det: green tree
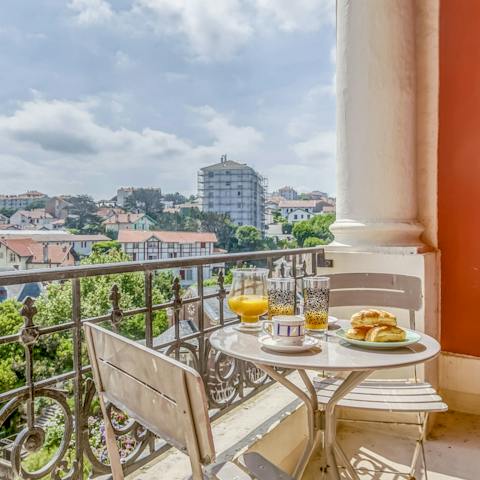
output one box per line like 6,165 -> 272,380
292,221 -> 317,246
163,192 -> 187,205
292,214 -> 335,246
24,198 -> 48,210
91,240 -> 121,254
303,236 -> 326,247
63,195 -> 103,234
234,225 -> 264,251
0,208 -> 15,218
199,212 -> 237,250
124,188 -> 163,216
282,223 -> 293,234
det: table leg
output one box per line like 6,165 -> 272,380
255,364 -> 320,480
323,370 -> 373,480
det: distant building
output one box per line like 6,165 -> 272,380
0,191 -> 47,210
286,208 -> 315,223
96,207 -> 126,220
277,186 -> 298,201
278,200 -> 320,218
0,231 -> 110,257
0,214 -> 9,225
10,209 -> 56,230
102,213 -> 156,234
303,190 -> 329,201
118,230 -> 221,285
198,156 -> 266,231
0,238 -> 74,270
45,197 -> 71,219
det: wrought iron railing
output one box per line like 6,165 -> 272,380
0,247 -> 331,479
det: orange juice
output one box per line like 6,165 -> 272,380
228,294 -> 268,323
304,311 -> 328,330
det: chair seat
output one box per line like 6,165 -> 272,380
313,377 -> 448,413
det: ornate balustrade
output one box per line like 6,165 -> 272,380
0,247 -> 331,479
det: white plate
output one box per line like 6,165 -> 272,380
328,316 -> 338,325
335,328 -> 422,349
234,323 -> 262,333
258,335 -> 320,353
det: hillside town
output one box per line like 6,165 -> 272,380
0,157 -> 335,300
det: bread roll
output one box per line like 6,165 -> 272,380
345,326 -> 372,340
365,325 -> 406,342
351,309 -> 397,327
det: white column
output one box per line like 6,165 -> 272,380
330,0 -> 424,249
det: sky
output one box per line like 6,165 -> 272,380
0,0 -> 336,200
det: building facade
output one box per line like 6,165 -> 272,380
103,213 -> 156,234
277,186 -> 298,200
198,157 -> 266,231
10,209 -> 55,230
0,191 -> 47,210
118,230 -> 221,285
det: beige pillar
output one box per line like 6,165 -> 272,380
330,0 -> 424,249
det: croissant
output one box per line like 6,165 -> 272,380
351,309 -> 397,327
365,325 -> 406,342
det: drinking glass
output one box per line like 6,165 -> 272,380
267,277 -> 296,318
227,268 -> 269,328
303,277 -> 330,335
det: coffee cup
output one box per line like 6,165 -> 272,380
261,315 -> 305,346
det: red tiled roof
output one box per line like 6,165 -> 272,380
103,213 -> 147,225
0,238 -> 74,265
118,230 -> 217,244
278,200 -> 318,208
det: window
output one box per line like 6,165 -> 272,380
148,255 -> 156,260
0,252 -> 3,258
168,243 -> 175,248
208,172 -> 214,177
185,269 -> 193,281
294,214 -> 298,220
179,269 -> 185,280
132,253 -> 137,261
208,202 -> 214,208
200,242 -> 206,248
9,253 -> 15,262
237,191 -> 241,196
226,181 -> 231,186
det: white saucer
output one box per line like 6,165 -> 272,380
234,323 -> 262,333
258,335 -> 320,353
328,316 -> 338,324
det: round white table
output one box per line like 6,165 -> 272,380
209,320 -> 441,480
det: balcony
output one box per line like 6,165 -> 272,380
0,246 -> 332,480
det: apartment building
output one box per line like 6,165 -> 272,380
9,209 -> 56,230
118,230 -> 221,285
198,157 -> 266,231
0,191 -> 47,210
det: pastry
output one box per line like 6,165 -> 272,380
365,325 -> 406,342
351,309 -> 397,327
345,326 -> 372,340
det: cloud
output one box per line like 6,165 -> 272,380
68,0 -> 335,61
0,97 -> 264,197
114,50 -> 134,68
68,0 -> 113,25
254,0 -> 335,32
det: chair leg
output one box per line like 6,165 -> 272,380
408,413 -> 429,480
98,394 -> 125,480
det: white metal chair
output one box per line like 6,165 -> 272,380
314,273 -> 447,479
84,322 -> 294,480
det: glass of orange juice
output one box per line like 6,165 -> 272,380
303,276 -> 330,335
228,268 -> 268,328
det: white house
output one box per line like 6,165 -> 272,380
118,230 -> 221,285
102,213 -> 156,234
278,200 -> 319,218
9,209 -> 56,229
286,208 -> 315,223
0,214 -> 9,225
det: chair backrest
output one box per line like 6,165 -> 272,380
326,273 -> 422,329
84,322 -> 215,467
